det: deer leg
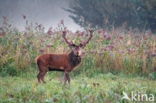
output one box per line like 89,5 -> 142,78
66,73 -> 70,84
64,72 -> 70,85
37,72 -> 41,83
64,72 -> 68,85
41,71 -> 47,83
37,71 -> 46,83
37,65 -> 47,83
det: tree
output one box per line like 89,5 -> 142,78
143,0 -> 156,32
66,0 -> 156,31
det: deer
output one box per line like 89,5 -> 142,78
36,30 -> 93,84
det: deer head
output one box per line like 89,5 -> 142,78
62,30 -> 93,56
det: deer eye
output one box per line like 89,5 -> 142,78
70,44 -> 79,48
71,44 -> 76,47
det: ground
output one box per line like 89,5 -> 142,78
0,73 -> 156,103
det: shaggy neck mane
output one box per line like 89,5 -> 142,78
68,51 -> 81,67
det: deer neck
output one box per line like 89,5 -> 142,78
68,51 -> 81,67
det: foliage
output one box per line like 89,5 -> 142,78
67,0 -> 156,32
0,17 -> 156,78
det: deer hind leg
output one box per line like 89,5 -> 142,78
64,72 -> 70,85
40,71 -> 47,83
37,65 -> 47,83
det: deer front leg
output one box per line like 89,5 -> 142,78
64,71 -> 70,85
66,73 -> 70,84
40,71 -> 47,83
37,72 -> 41,83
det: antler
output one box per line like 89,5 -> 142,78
62,31 -> 74,46
79,29 -> 93,47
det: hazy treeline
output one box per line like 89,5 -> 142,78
67,0 -> 156,32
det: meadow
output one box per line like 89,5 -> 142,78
0,18 -> 156,103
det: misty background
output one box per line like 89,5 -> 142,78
0,0 -> 156,32
0,0 -> 81,31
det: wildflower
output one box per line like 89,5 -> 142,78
46,44 -> 53,48
151,53 -> 156,57
39,49 -> 45,54
103,31 -> 111,40
127,48 -> 135,54
47,27 -> 53,35
107,45 -> 114,50
119,36 -> 123,40
0,32 -> 5,37
40,39 -> 45,43
119,50 -> 125,54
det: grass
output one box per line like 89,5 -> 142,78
0,73 -> 156,103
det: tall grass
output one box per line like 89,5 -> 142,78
0,17 -> 156,79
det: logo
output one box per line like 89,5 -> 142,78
121,91 -> 155,102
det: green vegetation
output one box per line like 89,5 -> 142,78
0,74 -> 156,103
0,18 -> 156,102
0,27 -> 156,77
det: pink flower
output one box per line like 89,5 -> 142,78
46,44 -> 53,48
39,49 -> 45,53
119,36 -> 123,40
107,45 -> 114,50
47,27 -> 53,35
103,32 -> 111,40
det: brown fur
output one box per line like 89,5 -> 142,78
36,51 -> 81,84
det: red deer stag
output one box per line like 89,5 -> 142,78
36,30 -> 93,84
